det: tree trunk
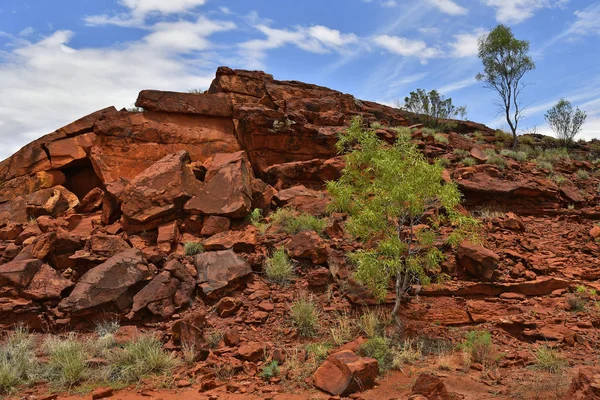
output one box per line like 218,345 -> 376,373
392,273 -> 403,328
511,131 -> 519,150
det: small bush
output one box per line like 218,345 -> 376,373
494,130 -> 513,145
438,157 -> 451,167
576,169 -> 590,180
549,174 -> 567,185
95,318 -> 120,339
181,343 -> 196,365
566,294 -> 586,312
533,345 -> 567,373
473,131 -> 485,143
248,208 -> 262,225
421,127 -> 437,137
44,335 -> 89,387
358,309 -> 390,338
205,331 -> 223,349
536,160 -> 553,171
487,154 -> 506,169
461,331 -> 495,367
184,242 -> 204,256
500,149 -> 527,162
370,121 -> 383,130
461,157 -> 477,166
264,248 -> 294,285
519,135 -> 535,146
330,314 -> 354,346
106,335 -> 177,383
392,126 -> 412,141
271,208 -> 326,235
0,327 -> 38,394
290,296 -> 319,337
391,339 -> 423,369
359,337 -> 393,372
260,360 -> 279,380
433,133 -> 448,144
305,342 -> 331,363
453,148 -> 469,157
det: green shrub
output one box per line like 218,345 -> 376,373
359,337 -> 394,372
500,149 -> 527,162
44,335 -> 89,387
401,89 -> 467,129
576,169 -> 590,180
461,331 -> 495,367
0,327 -> 38,394
264,248 -> 294,285
370,121 -> 383,130
519,135 -> 535,146
106,335 -> 177,383
433,133 -> 449,144
184,242 -> 204,256
453,148 -> 469,157
461,157 -> 477,166
358,309 -> 390,338
494,130 -> 513,145
392,126 -> 412,141
260,360 -> 279,379
487,154 -> 506,169
549,174 -> 567,185
421,127 -> 436,137
290,296 -> 319,337
473,131 -> 485,143
538,148 -> 570,163
533,346 -> 567,373
305,342 -> 331,363
536,161 -> 553,171
438,157 -> 451,167
271,208 -> 326,235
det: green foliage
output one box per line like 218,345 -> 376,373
453,148 -> 469,157
473,131 -> 485,143
536,161 -> 553,171
500,149 -> 527,162
264,248 -> 294,285
184,242 -> 204,256
305,342 -> 332,363
327,118 -> 477,313
0,327 -> 38,394
461,157 -> 477,166
519,135 -> 535,146
487,153 -> 506,169
358,309 -> 390,338
421,127 -> 436,137
494,130 -> 513,146
548,174 -> 567,185
370,121 -> 383,129
248,208 -> 262,225
402,89 -> 467,129
260,360 -> 279,379
44,335 -> 89,387
290,296 -> 319,337
359,337 -> 394,373
270,208 -> 326,235
533,346 -> 567,373
392,126 -> 412,141
461,331 -> 495,367
576,169 -> 590,180
545,99 -> 587,146
477,25 -> 535,147
391,339 -> 423,369
106,335 -> 177,383
433,133 -> 449,144
541,136 -> 560,149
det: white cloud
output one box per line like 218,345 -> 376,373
18,27 -> 35,37
239,24 -> 358,68
419,27 -> 441,35
381,1 -> 397,8
567,3 -> 600,36
482,0 -> 569,24
85,0 -> 208,27
425,0 -> 468,15
450,28 -> 487,57
0,17 -> 233,160
373,35 -> 442,62
438,77 -> 477,94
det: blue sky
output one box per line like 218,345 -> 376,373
1,0 -> 599,160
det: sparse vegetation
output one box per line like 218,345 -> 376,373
533,345 -> 567,373
0,327 -> 38,394
433,133 -> 448,144
548,173 -> 567,185
264,248 -> 294,285
545,98 -> 587,146
500,149 -> 527,162
330,313 -> 354,346
536,160 -> 553,171
105,335 -> 177,384
290,296 -> 319,337
391,339 -> 423,369
461,331 -> 496,368
359,337 -> 394,373
399,89 -> 467,130
270,208 -> 326,235
576,169 -> 590,180
358,308 -> 390,339
487,153 -> 506,169
328,118 -> 478,321
205,331 -> 223,349
461,157 -> 477,166
305,342 -> 331,363
260,360 -> 280,380
453,148 -> 469,157
183,242 -> 204,256
44,335 -> 89,388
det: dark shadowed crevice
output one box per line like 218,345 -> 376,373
60,158 -> 104,200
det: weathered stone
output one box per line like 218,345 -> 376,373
457,241 -> 499,281
184,151 -> 252,218
194,250 -> 252,299
215,297 -> 242,317
238,342 -> 264,362
313,350 -> 378,396
136,90 -> 233,117
120,151 -> 201,233
200,216 -> 230,236
58,249 -> 150,315
23,263 -> 73,300
285,231 -> 328,264
203,228 -> 257,253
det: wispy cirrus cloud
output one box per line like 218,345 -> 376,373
481,0 -> 569,24
373,35 -> 442,63
425,0 -> 468,15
